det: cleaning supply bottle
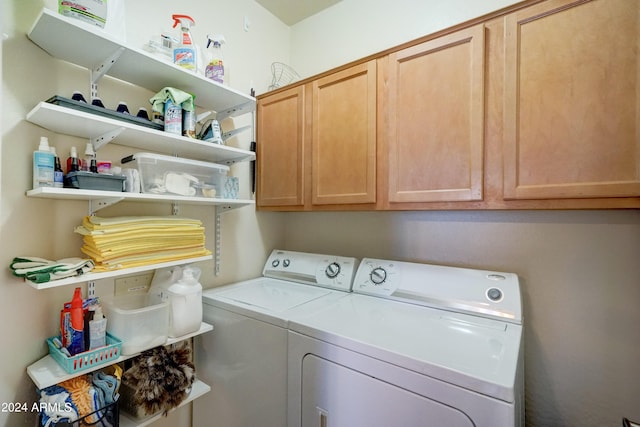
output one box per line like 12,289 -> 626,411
204,35 -> 226,84
167,266 -> 203,337
66,146 -> 80,174
89,305 -> 107,349
33,136 -> 55,189
172,14 -> 196,71
51,147 -> 64,188
68,287 -> 85,355
82,142 -> 96,172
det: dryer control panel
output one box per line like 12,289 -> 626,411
353,258 -> 522,324
263,250 -> 358,292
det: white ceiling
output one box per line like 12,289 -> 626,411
255,0 -> 342,25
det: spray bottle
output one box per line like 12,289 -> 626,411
68,287 -> 85,355
204,35 -> 226,84
172,14 -> 197,71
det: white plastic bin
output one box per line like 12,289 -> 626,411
102,294 -> 169,355
121,152 -> 229,198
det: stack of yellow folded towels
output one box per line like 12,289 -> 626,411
74,216 -> 211,271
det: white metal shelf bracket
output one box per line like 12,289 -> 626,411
92,127 -> 125,151
217,100 -> 255,121
90,47 -> 125,99
89,197 -> 124,213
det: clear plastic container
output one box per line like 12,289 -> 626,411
121,152 -> 229,197
102,294 -> 169,355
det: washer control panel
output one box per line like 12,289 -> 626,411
263,250 -> 358,291
353,258 -> 522,324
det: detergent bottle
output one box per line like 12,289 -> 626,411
204,35 -> 226,84
172,14 -> 197,71
167,266 -> 203,337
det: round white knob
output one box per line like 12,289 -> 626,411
370,267 -> 387,285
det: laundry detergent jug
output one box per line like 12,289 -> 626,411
166,266 -> 203,337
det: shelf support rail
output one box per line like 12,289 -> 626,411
89,47 -> 125,99
214,206 -> 222,276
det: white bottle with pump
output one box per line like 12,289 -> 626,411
33,136 -> 55,189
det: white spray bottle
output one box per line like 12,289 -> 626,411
172,14 -> 197,71
204,34 -> 226,84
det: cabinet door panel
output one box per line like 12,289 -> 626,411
504,0 -> 640,199
312,61 -> 377,205
388,25 -> 485,203
257,86 -> 306,207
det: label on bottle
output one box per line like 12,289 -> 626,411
59,0 -> 107,28
174,48 -> 196,71
34,151 -> 55,188
54,170 -> 64,188
183,109 -> 196,138
164,99 -> 182,135
205,59 -> 224,84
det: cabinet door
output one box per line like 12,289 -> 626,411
387,25 -> 485,203
503,0 -> 640,199
312,61 -> 377,205
257,85 -> 306,207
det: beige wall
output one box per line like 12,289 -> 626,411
289,0 -> 522,78
0,1 -> 287,426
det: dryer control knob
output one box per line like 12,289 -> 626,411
271,259 -> 280,267
325,262 -> 341,278
487,287 -> 503,302
283,259 -> 290,267
370,267 -> 387,285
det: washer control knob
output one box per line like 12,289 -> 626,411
325,262 -> 341,278
487,287 -> 503,302
283,259 -> 290,268
271,259 -> 280,268
370,267 -> 387,285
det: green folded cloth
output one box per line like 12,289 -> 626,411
10,256 -> 94,283
149,87 -> 194,115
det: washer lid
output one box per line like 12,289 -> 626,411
205,277 -> 332,313
289,293 -> 523,403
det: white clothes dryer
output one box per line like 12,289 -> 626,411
287,258 -> 524,427
193,249 -> 358,427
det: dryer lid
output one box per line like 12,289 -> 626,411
289,293 -> 523,403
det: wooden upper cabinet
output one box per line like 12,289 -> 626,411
256,85 -> 306,207
503,0 -> 640,200
312,61 -> 377,205
386,24 -> 485,203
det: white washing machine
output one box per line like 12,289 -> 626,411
193,249 -> 358,427
287,258 -> 524,427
